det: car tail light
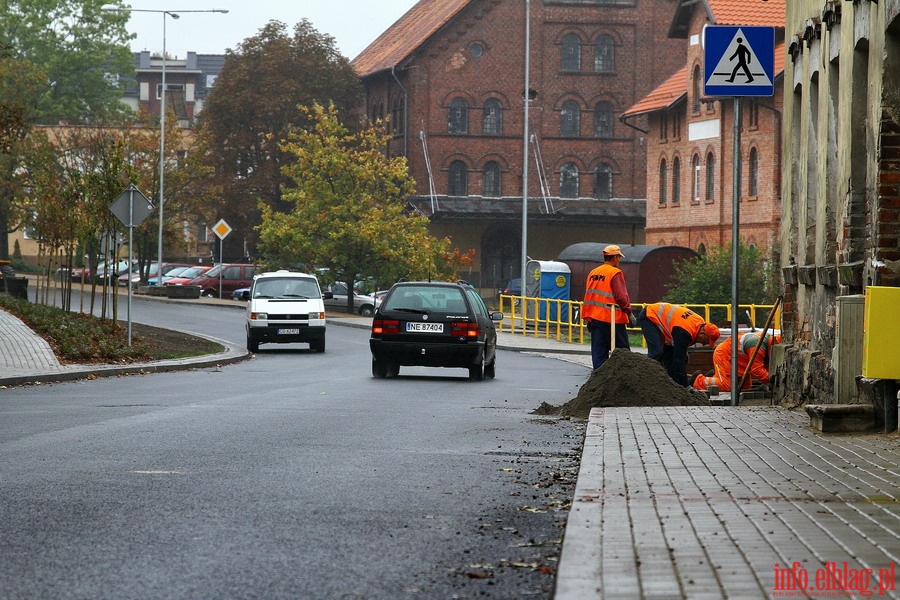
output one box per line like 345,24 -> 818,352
451,321 -> 479,337
372,319 -> 400,334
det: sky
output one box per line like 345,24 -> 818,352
115,0 -> 420,61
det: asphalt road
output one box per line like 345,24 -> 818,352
0,297 -> 590,599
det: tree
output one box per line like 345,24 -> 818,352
1,0 -> 135,259
193,20 -> 363,261
256,104 -> 471,311
0,0 -> 135,125
663,241 -> 777,325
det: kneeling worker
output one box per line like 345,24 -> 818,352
637,302 -> 720,386
581,244 -> 635,370
692,332 -> 780,392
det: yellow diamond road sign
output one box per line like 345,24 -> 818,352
212,219 -> 232,240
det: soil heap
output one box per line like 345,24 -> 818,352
535,349 -> 708,419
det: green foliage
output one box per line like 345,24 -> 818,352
194,20 -> 363,259
0,293 -> 147,362
0,0 -> 135,125
257,104 -> 463,294
664,242 -> 776,324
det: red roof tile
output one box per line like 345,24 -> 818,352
708,0 -> 785,26
620,65 -> 688,118
352,0 -> 472,77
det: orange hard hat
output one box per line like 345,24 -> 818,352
603,244 -> 624,258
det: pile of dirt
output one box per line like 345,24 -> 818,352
534,349 -> 708,419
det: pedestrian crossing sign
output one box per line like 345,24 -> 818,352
704,26 -> 775,97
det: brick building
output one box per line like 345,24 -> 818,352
775,0 -> 900,407
621,0 -> 785,259
122,51 -> 225,126
352,0 -> 684,291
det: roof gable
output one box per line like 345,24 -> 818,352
352,0 -> 472,77
669,0 -> 785,37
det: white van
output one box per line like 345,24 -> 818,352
244,271 -> 332,353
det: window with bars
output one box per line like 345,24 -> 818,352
560,163 -> 579,198
560,100 -> 580,136
482,99 -> 502,135
448,160 -> 468,196
448,97 -> 468,134
594,35 -> 615,72
562,34 -> 581,70
659,159 -> 667,205
672,156 -> 681,204
594,164 -> 613,199
706,153 -> 715,202
594,101 -> 613,138
749,147 -> 759,196
482,161 -> 501,197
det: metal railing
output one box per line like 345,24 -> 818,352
498,295 -> 781,345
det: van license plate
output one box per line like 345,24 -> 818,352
278,328 -> 300,335
406,322 -> 443,333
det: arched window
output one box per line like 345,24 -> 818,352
692,66 -> 702,114
482,161 -> 501,197
560,163 -> 579,198
594,35 -> 615,72
692,154 -> 701,202
749,147 -> 759,196
594,101 -> 613,138
706,152 -> 715,202
560,100 -> 580,137
698,243 -> 707,256
672,156 -> 681,204
561,33 -> 581,70
482,99 -> 502,135
594,164 -> 613,199
448,160 -> 468,196
448,97 -> 468,134
659,159 -> 668,205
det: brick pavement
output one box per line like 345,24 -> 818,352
556,406 -> 900,599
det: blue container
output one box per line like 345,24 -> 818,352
525,260 -> 571,320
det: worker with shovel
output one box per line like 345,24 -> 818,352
692,331 -> 780,392
638,302 -> 720,386
581,244 -> 635,370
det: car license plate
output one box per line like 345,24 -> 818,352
278,328 -> 300,335
406,322 -> 444,333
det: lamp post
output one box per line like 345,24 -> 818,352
521,0 -> 531,307
102,6 -> 227,287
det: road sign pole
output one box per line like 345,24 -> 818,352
128,187 -> 134,346
731,97 -> 741,407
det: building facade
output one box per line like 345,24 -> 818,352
622,0 -> 785,258
352,0 -> 684,291
777,0 -> 900,404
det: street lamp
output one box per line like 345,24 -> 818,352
102,6 -> 228,287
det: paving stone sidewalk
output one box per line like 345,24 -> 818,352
556,406 -> 900,599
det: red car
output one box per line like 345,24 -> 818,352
162,265 -> 212,286
186,263 -> 255,297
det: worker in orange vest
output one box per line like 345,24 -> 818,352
581,244 -> 634,370
692,332 -> 781,392
637,302 -> 720,386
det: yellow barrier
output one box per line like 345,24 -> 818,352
497,295 -> 781,345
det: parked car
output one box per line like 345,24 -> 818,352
117,262 -> 192,287
369,280 -> 503,380
324,282 -> 379,316
72,259 -> 134,284
162,265 -> 212,286
232,287 -> 250,301
186,263 -> 255,297
245,270 -> 332,352
499,277 -> 522,297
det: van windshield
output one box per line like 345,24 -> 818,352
253,277 -> 319,299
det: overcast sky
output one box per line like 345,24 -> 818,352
116,0 -> 419,61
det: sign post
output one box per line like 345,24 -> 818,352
212,219 -> 232,299
704,25 -> 774,406
110,184 -> 154,345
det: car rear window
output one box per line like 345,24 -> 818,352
383,286 -> 468,313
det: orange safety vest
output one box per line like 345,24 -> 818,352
644,302 -> 705,344
582,263 -> 628,324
